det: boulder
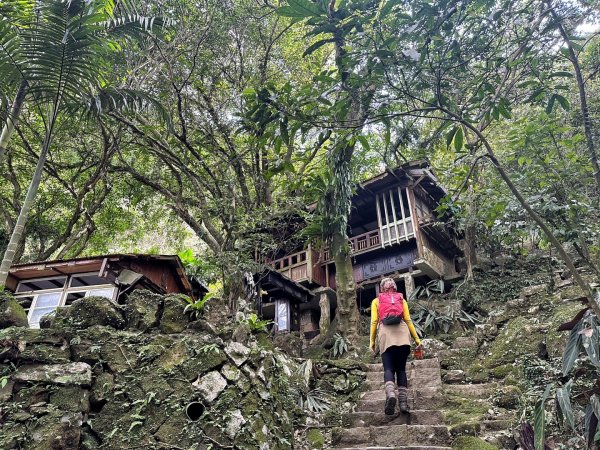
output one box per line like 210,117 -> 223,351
48,296 -> 125,330
124,290 -> 163,331
192,370 -> 227,402
0,294 -> 28,328
225,410 -> 246,438
443,369 -> 466,384
454,336 -> 479,350
159,295 -> 190,334
13,362 -> 92,386
520,284 -> 547,298
421,338 -> 448,353
494,385 -> 521,409
225,341 -> 251,367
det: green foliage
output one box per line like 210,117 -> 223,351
298,387 -> 331,413
534,384 -> 552,450
297,358 -> 313,387
410,280 -> 482,334
183,292 -> 213,320
330,333 -> 349,357
243,313 -> 272,333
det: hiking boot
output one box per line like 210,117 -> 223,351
384,381 -> 396,416
398,386 -> 409,414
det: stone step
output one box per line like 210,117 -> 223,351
347,410 -> 444,427
361,386 -> 442,402
366,358 -> 440,372
365,377 -> 442,391
332,424 -> 451,448
336,447 -> 452,450
366,368 -> 442,384
444,383 -> 498,398
480,419 -> 514,432
358,395 -> 446,412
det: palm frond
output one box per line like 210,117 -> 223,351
81,87 -> 172,129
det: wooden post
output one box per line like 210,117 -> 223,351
319,292 -> 330,336
407,186 -> 424,256
403,273 -> 415,300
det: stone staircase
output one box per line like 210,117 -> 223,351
332,358 -> 452,450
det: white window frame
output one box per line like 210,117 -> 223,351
375,187 -> 415,247
14,273 -> 117,328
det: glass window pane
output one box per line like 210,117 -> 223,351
15,295 -> 34,309
16,277 -> 66,292
29,307 -> 57,328
85,288 -> 114,299
35,293 -> 61,308
276,300 -> 289,332
70,274 -> 110,288
65,292 -> 86,305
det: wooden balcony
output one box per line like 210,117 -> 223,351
269,247 -> 326,286
321,230 -> 382,262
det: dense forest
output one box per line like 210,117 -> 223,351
1,0 -> 600,448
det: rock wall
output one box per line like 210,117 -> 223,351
0,290 -> 302,449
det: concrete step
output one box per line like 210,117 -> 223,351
347,410 -> 444,427
444,383 -> 498,398
366,358 -> 440,372
332,424 -> 451,447
358,395 -> 446,412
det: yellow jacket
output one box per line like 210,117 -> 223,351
369,298 -> 421,349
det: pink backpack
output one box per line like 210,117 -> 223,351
379,292 -> 404,325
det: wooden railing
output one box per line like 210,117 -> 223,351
321,229 -> 381,262
268,247 -> 326,286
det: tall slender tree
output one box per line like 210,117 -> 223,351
0,0 -> 163,286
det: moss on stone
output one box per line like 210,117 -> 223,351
452,436 -> 499,450
489,363 -> 516,379
306,428 -> 325,448
443,392 -> 490,428
0,293 -> 28,328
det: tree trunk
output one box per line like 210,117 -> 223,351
463,123 -> 600,318
331,231 -> 360,344
0,80 -> 28,167
551,7 -> 600,197
0,133 -> 51,286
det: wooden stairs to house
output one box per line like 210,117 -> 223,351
332,358 -> 452,450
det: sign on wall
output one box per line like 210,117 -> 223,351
353,245 -> 417,282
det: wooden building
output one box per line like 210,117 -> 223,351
6,254 -> 200,328
259,161 -> 463,336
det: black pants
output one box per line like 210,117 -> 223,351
381,345 -> 410,387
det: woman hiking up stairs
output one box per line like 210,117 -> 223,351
331,357 -> 452,449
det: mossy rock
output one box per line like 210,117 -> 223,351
123,290 -> 163,331
465,363 -> 490,383
49,386 -> 90,413
19,343 -> 71,364
480,316 -> 540,369
443,392 -> 489,428
306,428 -> 325,448
452,436 -> 499,450
0,293 -> 28,328
494,385 -> 521,409
48,296 -> 125,330
159,295 -> 191,334
489,363 -> 516,379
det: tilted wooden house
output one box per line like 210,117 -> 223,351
256,161 -> 463,336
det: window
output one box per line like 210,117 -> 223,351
375,187 -> 415,246
14,273 -> 116,328
275,299 -> 290,332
